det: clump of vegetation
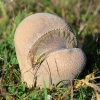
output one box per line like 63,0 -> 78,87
0,0 -> 100,99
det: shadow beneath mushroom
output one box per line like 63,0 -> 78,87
78,32 -> 100,80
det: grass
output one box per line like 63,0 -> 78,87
0,0 -> 100,100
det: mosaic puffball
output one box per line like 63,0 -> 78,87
14,13 -> 86,87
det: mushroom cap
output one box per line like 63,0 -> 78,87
14,13 -> 86,87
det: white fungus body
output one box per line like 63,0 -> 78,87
14,13 -> 86,87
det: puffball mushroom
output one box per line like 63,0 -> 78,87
14,13 -> 86,88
